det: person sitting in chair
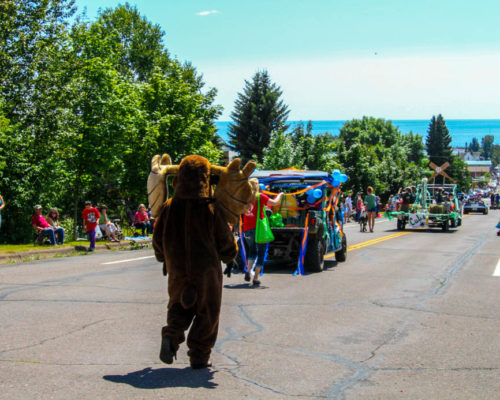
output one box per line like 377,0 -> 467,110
134,204 -> 153,236
32,205 -> 62,245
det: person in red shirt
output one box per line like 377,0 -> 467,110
82,201 -> 100,251
32,205 -> 60,245
133,204 -> 152,236
242,179 -> 283,286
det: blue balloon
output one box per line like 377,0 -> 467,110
332,179 -> 341,187
307,194 -> 316,204
332,169 -> 341,176
340,174 -> 348,183
313,188 -> 322,198
259,183 -> 266,191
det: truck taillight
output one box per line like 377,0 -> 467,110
310,217 -> 316,226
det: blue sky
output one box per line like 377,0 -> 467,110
73,0 -> 500,121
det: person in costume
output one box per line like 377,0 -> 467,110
242,179 -> 283,286
152,155 -> 254,369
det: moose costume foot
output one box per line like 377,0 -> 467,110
159,335 -> 176,364
191,361 -> 212,369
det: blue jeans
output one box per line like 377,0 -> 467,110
88,229 -> 96,250
243,229 -> 267,267
41,228 -> 64,245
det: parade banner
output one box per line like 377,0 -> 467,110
408,213 -> 427,228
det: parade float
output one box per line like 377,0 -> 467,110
239,168 -> 349,274
387,164 -> 462,232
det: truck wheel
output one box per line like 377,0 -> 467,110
305,237 -> 324,272
484,209 -> 488,215
397,219 -> 402,230
335,235 -> 347,262
442,219 -> 449,232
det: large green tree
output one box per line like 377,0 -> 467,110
0,2 -> 223,243
228,70 -> 290,163
425,114 -> 452,166
337,117 -> 428,199
481,135 -> 494,159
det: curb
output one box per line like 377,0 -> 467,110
0,238 -> 152,265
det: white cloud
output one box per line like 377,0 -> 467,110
196,10 -> 220,16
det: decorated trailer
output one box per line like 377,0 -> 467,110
387,180 -> 462,231
238,168 -> 348,274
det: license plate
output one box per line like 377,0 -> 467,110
472,208 -> 478,211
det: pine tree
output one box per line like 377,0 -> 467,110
425,114 -> 452,166
228,71 -> 289,162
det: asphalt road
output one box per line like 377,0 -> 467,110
0,212 -> 499,399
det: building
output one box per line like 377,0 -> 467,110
465,160 -> 491,179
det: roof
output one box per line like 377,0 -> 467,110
465,160 -> 491,166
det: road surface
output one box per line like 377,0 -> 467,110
0,212 -> 499,399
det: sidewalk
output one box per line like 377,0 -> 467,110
0,237 -> 152,265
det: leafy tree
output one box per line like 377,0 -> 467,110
481,135 -> 494,159
337,117 -> 428,200
469,137 -> 480,152
425,114 -> 452,166
228,70 -> 290,163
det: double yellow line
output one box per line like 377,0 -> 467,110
325,231 -> 411,259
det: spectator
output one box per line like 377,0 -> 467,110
32,205 -> 58,245
345,194 -> 352,223
98,205 -> 120,242
364,186 -> 377,233
46,208 -> 65,245
0,194 -> 4,228
82,201 -> 100,252
355,193 -> 363,222
134,204 -> 153,236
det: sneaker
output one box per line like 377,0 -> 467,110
88,248 -> 95,252
244,272 -> 251,282
252,279 -> 261,286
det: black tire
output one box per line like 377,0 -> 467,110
484,209 -> 488,215
397,219 -> 402,230
457,218 -> 462,226
450,219 -> 455,228
305,237 -> 324,272
464,210 -> 469,214
442,219 -> 449,232
335,235 -> 347,262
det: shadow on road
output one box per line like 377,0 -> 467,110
103,366 -> 217,389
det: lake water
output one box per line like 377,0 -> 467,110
215,119 -> 500,147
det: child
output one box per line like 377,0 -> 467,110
82,201 -> 100,251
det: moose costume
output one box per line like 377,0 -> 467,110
149,154 -> 255,368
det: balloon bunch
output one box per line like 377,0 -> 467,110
331,169 -> 348,188
306,188 -> 323,204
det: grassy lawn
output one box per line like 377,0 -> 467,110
0,241 -> 88,253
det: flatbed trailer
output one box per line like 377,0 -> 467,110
387,181 -> 462,231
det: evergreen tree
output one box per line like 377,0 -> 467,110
481,135 -> 494,159
228,70 -> 289,163
425,114 -> 452,165
470,137 -> 480,152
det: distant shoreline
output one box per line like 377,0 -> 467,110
215,119 -> 500,147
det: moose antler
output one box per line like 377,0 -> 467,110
147,154 -> 256,224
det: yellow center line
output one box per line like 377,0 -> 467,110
325,231 -> 411,259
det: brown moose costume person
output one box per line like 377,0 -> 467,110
150,154 -> 255,369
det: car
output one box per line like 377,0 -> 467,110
463,199 -> 489,214
239,169 -> 348,273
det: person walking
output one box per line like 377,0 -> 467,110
82,201 -> 100,251
345,194 -> 352,222
242,179 -> 283,286
364,186 -> 377,233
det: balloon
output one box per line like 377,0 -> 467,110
307,194 -> 316,204
313,188 -> 322,198
332,179 -> 341,187
259,183 -> 266,191
340,174 -> 348,183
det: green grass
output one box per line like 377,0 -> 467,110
0,241 -> 87,253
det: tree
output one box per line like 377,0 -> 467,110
470,137 -> 480,152
228,70 -> 289,163
337,117 -> 428,199
425,114 -> 452,166
481,135 -> 494,159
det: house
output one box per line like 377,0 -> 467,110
465,160 -> 491,179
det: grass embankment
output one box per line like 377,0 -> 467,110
0,241 -> 86,253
